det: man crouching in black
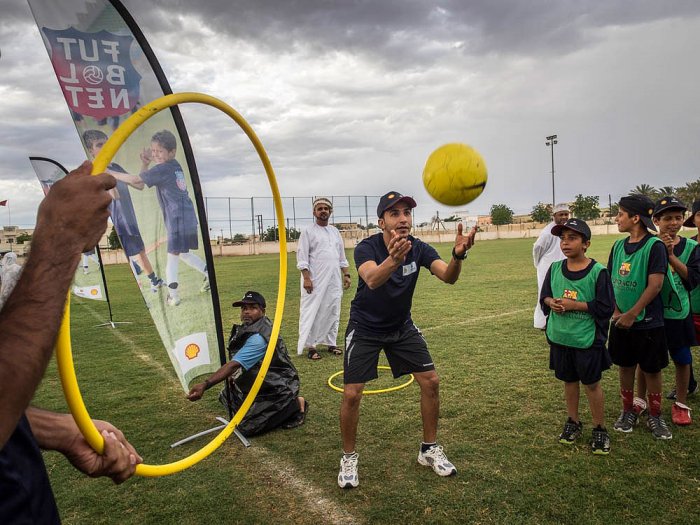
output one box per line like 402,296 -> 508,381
187,291 -> 307,436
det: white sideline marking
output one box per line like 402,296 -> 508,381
249,447 -> 364,525
82,304 -> 363,525
421,307 -> 531,333
84,306 -> 180,387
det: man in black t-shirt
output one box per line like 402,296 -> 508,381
337,191 -> 476,489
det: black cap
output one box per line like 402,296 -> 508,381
376,191 -> 417,217
683,199 -> 700,227
551,218 -> 592,241
653,196 -> 687,218
232,290 -> 266,308
619,195 -> 657,232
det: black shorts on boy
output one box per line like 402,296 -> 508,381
550,343 -> 612,385
608,325 -> 668,373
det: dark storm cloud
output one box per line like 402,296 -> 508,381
125,0 -> 700,63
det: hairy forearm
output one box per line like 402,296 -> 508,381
0,237 -> 79,447
440,258 -> 462,284
25,407 -> 77,452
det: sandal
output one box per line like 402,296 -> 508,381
327,346 -> 343,356
307,348 -> 321,360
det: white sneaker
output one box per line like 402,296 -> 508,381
418,445 -> 457,477
166,292 -> 181,306
338,452 -> 359,489
200,275 -> 210,292
150,277 -> 164,293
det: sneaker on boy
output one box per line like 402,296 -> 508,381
632,396 -> 647,416
671,401 -> 692,426
647,414 -> 673,440
590,427 -> 611,455
338,452 -> 359,489
417,444 -> 457,476
613,410 -> 638,433
558,418 -> 583,445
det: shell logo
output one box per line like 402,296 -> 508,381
185,343 -> 201,360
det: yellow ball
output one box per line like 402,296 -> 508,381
422,143 -> 487,206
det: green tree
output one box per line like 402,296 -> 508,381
107,226 -> 121,250
657,186 -> 676,197
630,184 -> 656,197
675,179 -> 700,207
608,203 -> 619,217
262,226 -> 301,242
530,202 -> 552,223
15,233 -> 32,244
233,233 -> 249,243
490,204 -> 514,225
570,194 -> 601,220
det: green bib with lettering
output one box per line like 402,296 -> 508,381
663,238 -> 697,319
611,236 -> 672,322
546,260 -> 604,349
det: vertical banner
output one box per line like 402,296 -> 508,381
28,0 -> 226,391
29,157 -> 109,303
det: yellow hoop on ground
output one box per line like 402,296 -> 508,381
327,366 -> 414,394
56,92 -> 287,477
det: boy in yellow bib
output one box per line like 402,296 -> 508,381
541,219 -> 614,454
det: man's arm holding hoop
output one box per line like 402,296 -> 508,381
0,162 -> 115,448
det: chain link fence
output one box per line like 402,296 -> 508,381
204,195 -> 385,242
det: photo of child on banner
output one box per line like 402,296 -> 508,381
30,0 -> 225,392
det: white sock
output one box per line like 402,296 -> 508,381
166,253 -> 179,286
179,252 -> 207,275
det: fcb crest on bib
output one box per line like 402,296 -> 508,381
619,262 -> 631,276
563,289 -> 578,300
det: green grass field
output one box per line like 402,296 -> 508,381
34,234 -> 700,524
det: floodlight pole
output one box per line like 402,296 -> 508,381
545,134 -> 558,206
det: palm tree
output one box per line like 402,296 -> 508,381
657,186 -> 676,197
630,184 -> 656,197
676,179 -> 700,206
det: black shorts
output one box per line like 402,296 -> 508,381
609,325 -> 668,374
344,321 -> 435,384
549,344 -> 611,385
120,234 -> 145,257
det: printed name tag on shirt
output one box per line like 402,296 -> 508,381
402,262 -> 417,276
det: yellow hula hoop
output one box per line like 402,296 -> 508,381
56,92 -> 287,477
327,366 -> 414,394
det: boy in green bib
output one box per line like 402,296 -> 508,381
671,199 -> 700,401
634,197 -> 700,426
541,218 -> 615,454
608,195 -> 672,440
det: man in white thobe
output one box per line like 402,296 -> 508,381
533,203 -> 570,329
0,252 -> 22,311
296,197 -> 351,360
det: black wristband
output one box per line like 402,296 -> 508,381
204,379 -> 212,391
452,247 -> 468,260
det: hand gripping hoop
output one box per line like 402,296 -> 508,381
55,92 -> 287,477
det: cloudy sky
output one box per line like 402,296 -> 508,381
2,0 -> 700,228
